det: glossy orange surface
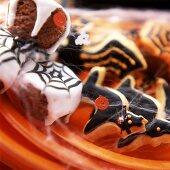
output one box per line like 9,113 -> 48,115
1,94 -> 170,170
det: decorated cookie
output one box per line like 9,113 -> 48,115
117,76 -> 164,122
116,76 -> 170,151
118,118 -> 170,151
137,21 -> 170,81
138,21 -> 170,58
12,59 -> 82,125
6,0 -> 70,54
132,71 -> 157,97
82,67 -> 147,140
58,31 -> 147,77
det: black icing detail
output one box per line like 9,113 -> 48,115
147,26 -> 170,55
145,119 -> 170,137
0,57 -> 16,65
118,119 -> 170,147
28,61 -> 81,92
58,35 -> 144,77
118,118 -> 170,147
0,27 -> 50,66
0,44 -> 18,66
118,79 -> 158,121
119,79 -> 132,88
127,113 -> 143,128
83,71 -> 123,133
83,70 -> 145,135
84,109 -> 119,134
86,71 -> 99,85
118,133 -> 139,148
81,40 -> 143,77
163,84 -> 170,119
67,80 -> 82,91
57,29 -> 84,73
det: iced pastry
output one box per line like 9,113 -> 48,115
0,27 -> 49,94
6,0 -> 70,54
12,59 -> 82,125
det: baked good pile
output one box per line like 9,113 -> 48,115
0,0 -> 170,169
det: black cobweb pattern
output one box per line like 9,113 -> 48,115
30,61 -> 81,92
0,27 -> 49,66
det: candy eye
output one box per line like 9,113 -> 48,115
156,127 -> 161,132
128,120 -> 132,125
53,10 -> 67,28
95,95 -> 109,110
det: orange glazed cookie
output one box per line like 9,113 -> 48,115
137,21 -> 170,81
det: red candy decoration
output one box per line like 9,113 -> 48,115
53,10 -> 67,28
95,95 -> 109,110
117,117 -> 124,125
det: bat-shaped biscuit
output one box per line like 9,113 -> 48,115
117,76 -> 170,152
82,67 -> 147,140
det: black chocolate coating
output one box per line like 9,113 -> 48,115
163,83 -> 170,120
118,78 -> 158,121
83,70 -> 144,135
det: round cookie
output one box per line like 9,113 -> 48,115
6,0 -> 70,54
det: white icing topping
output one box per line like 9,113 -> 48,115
6,0 -> 19,27
0,45 -> 20,94
31,0 -> 63,37
13,59 -> 82,125
7,0 -> 71,54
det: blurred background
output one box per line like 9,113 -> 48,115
60,0 -> 170,9
1,0 -> 169,10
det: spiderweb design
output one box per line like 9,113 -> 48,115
0,27 -> 14,48
0,27 -> 50,65
148,27 -> 170,54
0,32 -> 20,93
0,28 -> 17,64
140,22 -> 170,56
30,61 -> 82,93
